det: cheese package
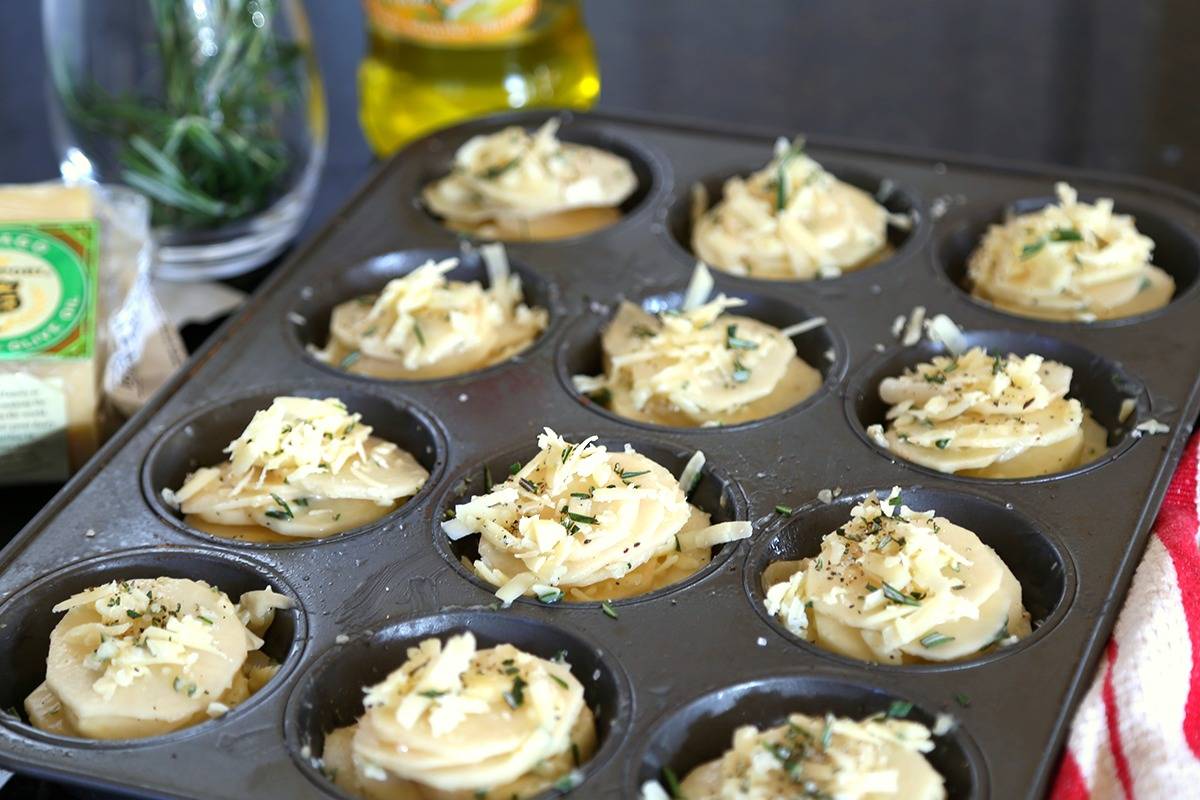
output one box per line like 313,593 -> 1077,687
0,183 -> 182,485
0,186 -> 100,481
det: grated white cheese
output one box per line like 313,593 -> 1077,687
924,313 -> 967,356
1118,398 -> 1136,423
692,138 -> 895,281
866,424 -> 890,449
445,430 -> 725,603
348,632 -> 591,789
1133,418 -> 1170,437
778,316 -> 828,338
682,261 -> 715,310
675,712 -> 943,798
678,450 -> 706,495
901,306 -> 926,346
640,780 -> 672,800
967,182 -> 1172,323
762,489 -> 1031,666
225,397 -> 371,482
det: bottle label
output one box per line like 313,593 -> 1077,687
0,222 -> 98,359
363,0 -> 540,44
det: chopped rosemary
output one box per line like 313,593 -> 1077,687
662,766 -> 683,797
882,582 -> 921,606
566,512 -> 598,525
774,504 -> 792,515
887,699 -> 913,719
339,350 -> 361,369
600,600 -> 618,619
725,324 -> 759,350
954,692 -> 971,708
935,438 -> 951,449
479,156 -> 521,179
269,493 -> 294,520
412,321 -> 426,346
483,465 -> 493,491
731,359 -> 751,383
55,0 -> 306,229
587,387 -> 613,406
552,773 -> 579,792
502,676 -> 527,708
419,689 -> 447,698
1050,227 -> 1083,242
774,140 -> 804,211
920,631 -> 954,648
518,477 -> 539,494
549,674 -> 569,690
509,461 -> 522,475
537,588 -> 564,604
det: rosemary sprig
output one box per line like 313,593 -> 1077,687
52,0 -> 305,229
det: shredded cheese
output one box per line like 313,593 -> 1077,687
675,711 -> 946,799
422,118 -> 637,241
27,577 -> 287,739
573,264 -> 822,427
876,347 -> 1107,478
691,137 -> 896,280
167,396 -> 429,540
967,182 -> 1174,322
443,430 -> 749,602
762,490 -> 1030,665
337,633 -> 596,794
312,254 -> 548,380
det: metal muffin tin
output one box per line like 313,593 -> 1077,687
0,109 -> 1198,799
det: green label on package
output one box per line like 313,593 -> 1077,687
0,222 -> 98,359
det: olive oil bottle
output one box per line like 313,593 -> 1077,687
359,0 -> 600,156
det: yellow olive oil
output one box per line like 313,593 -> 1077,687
359,0 -> 600,156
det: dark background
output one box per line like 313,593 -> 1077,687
1,0 -> 1198,795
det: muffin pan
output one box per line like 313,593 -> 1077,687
0,109 -> 1198,799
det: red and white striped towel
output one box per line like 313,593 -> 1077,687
1051,433 -> 1200,799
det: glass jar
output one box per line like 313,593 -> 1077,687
359,0 -> 599,157
42,0 -> 327,280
